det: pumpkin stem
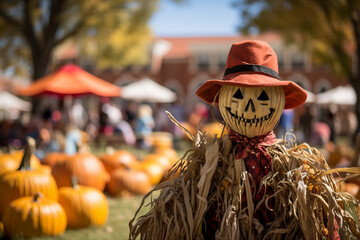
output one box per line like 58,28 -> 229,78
76,140 -> 90,154
17,136 -> 36,171
71,175 -> 80,189
106,146 -> 115,155
33,192 -> 43,202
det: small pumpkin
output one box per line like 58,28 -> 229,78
0,137 -> 58,219
338,182 -> 360,198
99,148 -> 141,174
141,157 -> 166,185
143,153 -> 172,173
154,148 -> 179,166
3,193 -> 67,238
36,164 -> 52,175
151,132 -> 173,149
58,177 -> 109,229
106,168 -> 152,196
0,153 -> 18,175
42,152 -> 67,168
201,122 -> 228,136
52,152 -> 109,191
180,122 -> 197,137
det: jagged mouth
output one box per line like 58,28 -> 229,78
225,107 -> 275,127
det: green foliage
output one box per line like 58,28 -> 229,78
0,0 -> 159,80
235,0 -> 360,77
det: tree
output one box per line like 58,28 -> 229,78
0,0 -> 159,81
234,0 -> 360,139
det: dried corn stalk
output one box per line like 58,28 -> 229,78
129,125 -> 360,240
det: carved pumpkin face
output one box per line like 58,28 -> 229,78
219,85 -> 285,137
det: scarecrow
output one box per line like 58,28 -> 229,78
129,41 -> 360,239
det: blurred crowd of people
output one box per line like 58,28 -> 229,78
0,96 -> 211,159
274,103 -> 357,148
0,96 -> 358,161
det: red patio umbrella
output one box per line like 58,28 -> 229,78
17,64 -> 121,97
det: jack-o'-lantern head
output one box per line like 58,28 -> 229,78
219,85 -> 284,137
196,40 -> 307,136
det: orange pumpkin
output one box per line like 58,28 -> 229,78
106,168 -> 152,196
99,150 -> 140,174
3,193 -> 66,238
36,165 -> 52,175
58,177 -> 108,229
0,137 -> 58,219
327,147 -> 342,168
154,148 -> 179,166
201,122 -> 228,136
141,160 -> 166,186
0,150 -> 41,175
42,152 -> 67,168
52,153 -> 109,191
151,132 -> 173,149
339,182 -> 360,198
143,153 -> 172,173
180,122 -> 197,137
0,153 -> 18,175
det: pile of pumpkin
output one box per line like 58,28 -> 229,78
0,133 -> 179,238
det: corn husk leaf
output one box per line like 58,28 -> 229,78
129,125 -> 360,240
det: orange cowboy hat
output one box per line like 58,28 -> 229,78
195,40 -> 307,109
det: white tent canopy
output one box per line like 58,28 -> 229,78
305,91 -> 316,103
121,78 -> 177,103
316,85 -> 356,105
0,91 -> 32,111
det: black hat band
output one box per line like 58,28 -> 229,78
224,64 -> 279,79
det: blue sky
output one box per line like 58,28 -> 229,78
150,0 -> 239,37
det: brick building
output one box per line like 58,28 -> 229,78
97,32 -> 348,110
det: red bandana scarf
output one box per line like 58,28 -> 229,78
229,130 -> 277,225
228,130 -> 277,181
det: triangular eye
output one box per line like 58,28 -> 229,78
257,90 -> 269,101
232,89 -> 243,99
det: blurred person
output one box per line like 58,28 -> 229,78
154,103 -> 171,132
313,122 -> 331,148
0,119 -> 24,148
98,105 -> 114,137
298,105 -> 315,143
24,115 -> 42,143
116,119 -> 136,145
102,101 -> 122,127
275,109 -> 294,140
35,115 -> 65,160
135,104 -> 155,149
188,102 -> 210,129
323,104 -> 337,143
64,124 -> 82,155
124,101 -> 138,129
70,99 -> 88,129
103,100 -> 136,145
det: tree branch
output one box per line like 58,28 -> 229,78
43,0 -> 66,45
52,19 -> 85,48
315,0 -> 352,77
0,7 -> 22,31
